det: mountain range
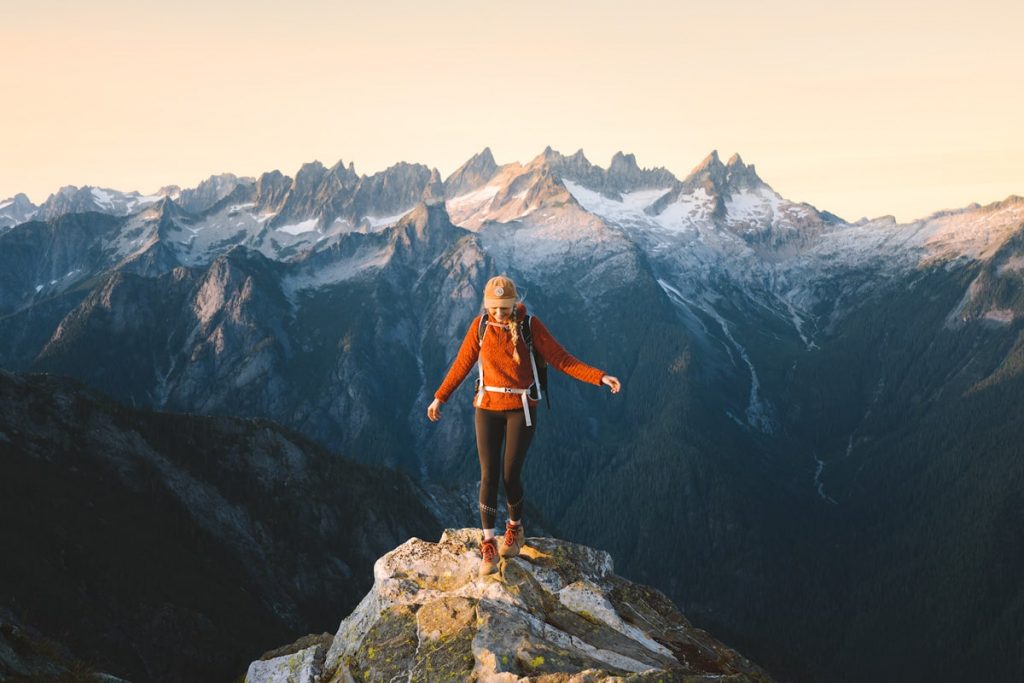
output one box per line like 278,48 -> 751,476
1,147 -> 1022,682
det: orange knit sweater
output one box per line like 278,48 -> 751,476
434,303 -> 606,411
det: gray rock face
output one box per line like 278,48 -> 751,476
680,150 -> 761,195
606,151 -> 677,195
246,529 -> 773,682
256,170 -> 293,215
247,635 -> 332,683
444,147 -> 500,197
177,172 -> 253,214
349,162 -> 434,223
270,161 -> 334,228
422,167 -> 445,206
264,160 -> 433,230
0,192 -> 38,229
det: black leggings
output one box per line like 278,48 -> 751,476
476,406 -> 536,529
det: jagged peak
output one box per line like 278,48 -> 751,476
569,148 -> 589,163
472,146 -> 495,165
609,150 -> 638,168
373,160 -> 432,178
723,153 -> 763,188
688,150 -> 723,176
532,145 -> 574,169
530,146 -> 591,171
149,195 -> 187,215
679,150 -> 765,196
294,160 -> 327,181
444,148 -> 502,196
146,196 -> 197,231
422,168 -> 444,205
44,185 -> 83,202
324,159 -> 359,180
257,169 -> 289,184
1,192 -> 36,209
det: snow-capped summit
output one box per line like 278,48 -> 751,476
36,185 -> 165,222
644,150 -> 764,219
444,149 -> 581,230
518,147 -> 677,202
0,193 -> 38,230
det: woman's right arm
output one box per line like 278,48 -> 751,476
433,316 -> 482,405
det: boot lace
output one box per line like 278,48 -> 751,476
482,538 -> 497,562
504,523 -> 521,547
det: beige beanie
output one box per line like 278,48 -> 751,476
483,275 -> 518,309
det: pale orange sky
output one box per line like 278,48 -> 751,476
1,0 -> 1021,222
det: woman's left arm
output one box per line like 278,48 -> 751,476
531,317 -> 619,392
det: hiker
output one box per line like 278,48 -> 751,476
427,275 -> 621,576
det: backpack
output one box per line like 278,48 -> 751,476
476,314 -> 551,408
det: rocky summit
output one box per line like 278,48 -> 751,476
245,529 -> 772,682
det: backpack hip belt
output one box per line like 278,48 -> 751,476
475,385 -> 535,425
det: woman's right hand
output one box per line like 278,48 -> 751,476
427,398 -> 443,422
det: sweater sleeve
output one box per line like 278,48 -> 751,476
530,317 -> 605,386
434,316 -> 482,403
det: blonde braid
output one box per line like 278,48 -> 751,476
509,306 -> 521,364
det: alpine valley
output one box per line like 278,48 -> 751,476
1,147 -> 1022,682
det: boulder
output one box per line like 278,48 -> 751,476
246,529 -> 773,682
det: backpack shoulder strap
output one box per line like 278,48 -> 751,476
477,314 -> 487,344
521,314 -> 533,348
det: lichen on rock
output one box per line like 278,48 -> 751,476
247,529 -> 774,682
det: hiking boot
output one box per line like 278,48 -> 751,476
498,521 -> 525,558
479,537 -> 499,576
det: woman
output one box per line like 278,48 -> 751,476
427,275 -> 621,576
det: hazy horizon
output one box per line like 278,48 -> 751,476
2,0 -> 1021,223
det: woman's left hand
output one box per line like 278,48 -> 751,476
601,375 -> 621,394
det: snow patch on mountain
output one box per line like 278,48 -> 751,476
277,219 -> 318,235
91,188 -> 115,209
364,211 -> 410,229
658,278 -> 776,434
475,205 -> 633,277
281,243 -> 392,300
446,183 -> 501,217
559,181 -> 671,224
